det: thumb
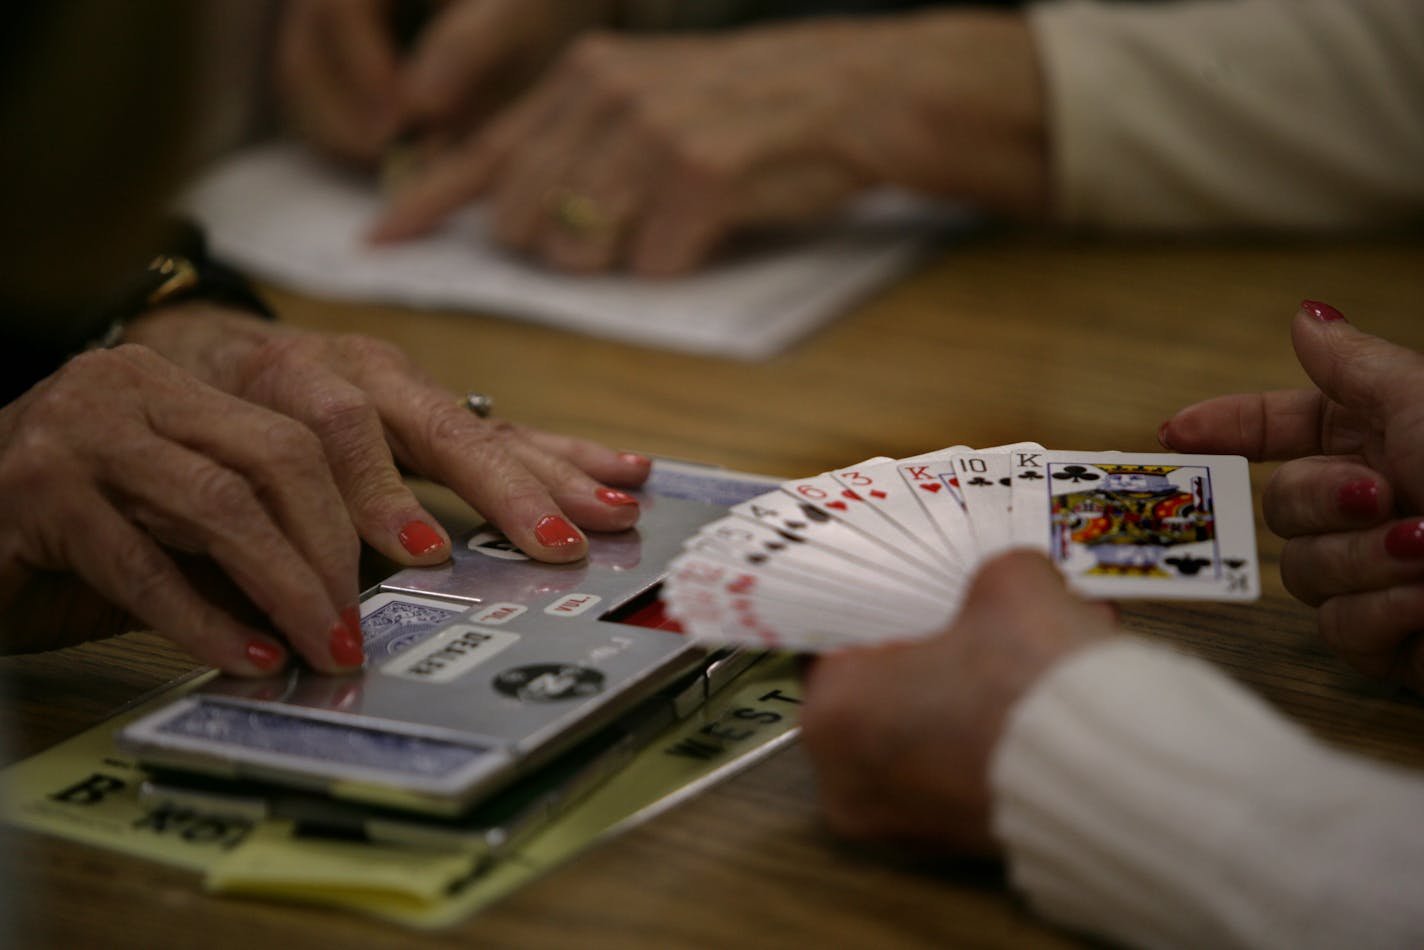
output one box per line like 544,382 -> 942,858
958,549 -> 1077,627
1295,301 -> 1424,512
961,550 -> 1121,646
1292,300 -> 1424,417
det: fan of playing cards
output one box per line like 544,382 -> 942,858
663,443 -> 1260,652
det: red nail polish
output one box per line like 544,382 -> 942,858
1301,299 -> 1346,322
1156,421 -> 1173,450
596,487 -> 638,507
534,514 -> 582,548
1385,520 -> 1424,559
329,620 -> 365,667
1337,479 -> 1379,520
245,640 -> 284,672
619,452 -> 650,467
342,605 -> 362,641
399,520 -> 445,556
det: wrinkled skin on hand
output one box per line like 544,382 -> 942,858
126,303 -> 651,567
0,345 -> 361,675
1163,303 -> 1424,694
371,11 -> 1046,275
800,552 -> 1113,854
0,308 -> 650,677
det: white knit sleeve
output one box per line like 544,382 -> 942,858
991,637 -> 1424,950
1027,0 -> 1424,231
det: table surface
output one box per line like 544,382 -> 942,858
6,231 -> 1424,948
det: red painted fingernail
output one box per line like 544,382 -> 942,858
597,487 -> 638,507
534,514 -> 582,548
329,620 -> 365,667
1385,520 -> 1424,559
1301,299 -> 1346,322
1337,479 -> 1379,520
342,605 -> 362,641
620,452 -> 650,467
1156,421 -> 1173,450
399,520 -> 445,556
245,640 -> 284,672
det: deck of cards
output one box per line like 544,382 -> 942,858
663,444 -> 1259,651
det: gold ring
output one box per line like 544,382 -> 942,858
546,189 -> 610,236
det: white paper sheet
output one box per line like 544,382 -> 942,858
184,143 -> 966,360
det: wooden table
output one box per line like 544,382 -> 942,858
6,232 -> 1424,948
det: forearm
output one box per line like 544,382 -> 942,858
833,10 -> 1050,219
993,638 -> 1424,948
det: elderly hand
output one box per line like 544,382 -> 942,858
800,552 -> 1113,854
371,11 -> 1046,275
276,0 -> 612,164
0,345 -> 362,675
126,304 -> 649,566
1161,301 -> 1424,693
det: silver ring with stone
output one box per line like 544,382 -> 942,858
462,392 -> 494,418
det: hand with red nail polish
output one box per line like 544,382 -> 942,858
125,301 -> 650,569
1158,303 -> 1424,694
0,346 -> 363,678
0,2 -> 652,682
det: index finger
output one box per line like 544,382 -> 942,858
148,387 -> 362,627
378,385 -> 590,563
1160,388 -> 1329,461
1290,304 -> 1424,420
365,130 -> 502,241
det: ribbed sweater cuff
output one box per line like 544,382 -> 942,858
990,637 -> 1424,949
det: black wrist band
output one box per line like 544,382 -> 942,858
0,223 -> 276,405
86,221 -> 274,350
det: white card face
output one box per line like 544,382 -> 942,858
679,533 -> 881,616
829,457 -> 963,572
951,450 -> 1015,557
667,553 -> 898,627
686,521 -> 951,618
1025,451 -> 1259,600
750,485 -> 953,596
664,553 -> 944,651
777,469 -> 954,595
896,450 -> 977,566
1008,445 -> 1053,547
675,537 -> 939,625
662,444 -> 1260,652
721,501 -> 949,614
